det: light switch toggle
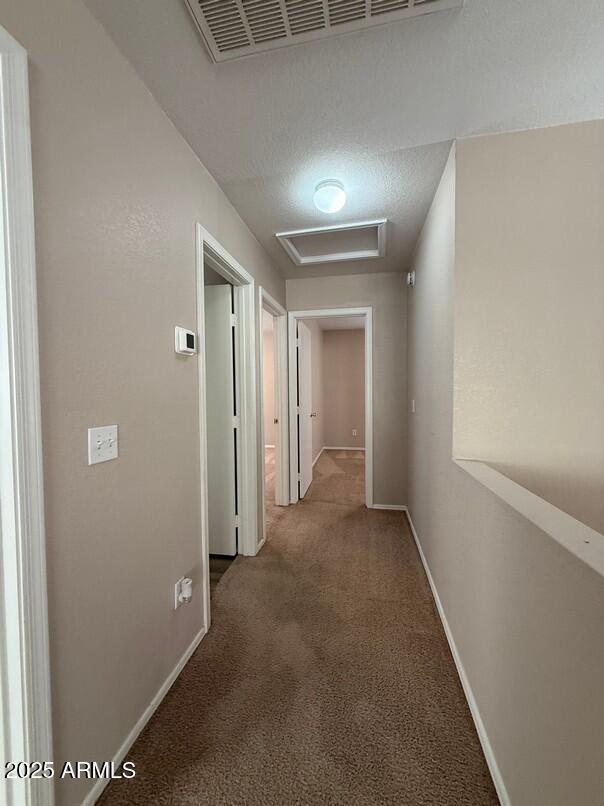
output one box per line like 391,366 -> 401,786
88,425 -> 118,465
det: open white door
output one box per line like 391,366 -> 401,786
204,285 -> 238,555
297,321 -> 313,498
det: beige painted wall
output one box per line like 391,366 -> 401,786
262,311 -> 275,445
287,273 -> 407,506
0,1 -> 284,804
408,145 -> 604,806
302,319 -> 324,463
455,120 -> 604,534
322,330 -> 365,448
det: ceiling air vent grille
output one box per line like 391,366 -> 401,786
371,1 -> 410,16
243,0 -> 287,43
196,1 -> 250,54
185,0 -> 463,62
329,1 -> 366,27
286,0 -> 325,35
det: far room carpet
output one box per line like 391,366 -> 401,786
99,450 -> 497,805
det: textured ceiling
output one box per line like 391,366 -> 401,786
84,0 -> 604,278
228,141 -> 451,277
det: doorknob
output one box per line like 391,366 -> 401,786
273,418 -> 279,424
310,412 -> 318,417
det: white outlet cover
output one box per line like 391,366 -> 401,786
174,576 -> 185,610
88,425 -> 118,465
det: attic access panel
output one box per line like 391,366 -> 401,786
276,219 -> 387,266
185,0 -> 463,63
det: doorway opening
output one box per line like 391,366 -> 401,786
196,226 -> 258,626
258,287 -> 288,547
288,308 -> 373,508
203,263 -> 238,594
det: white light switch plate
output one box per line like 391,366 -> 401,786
88,425 -> 118,465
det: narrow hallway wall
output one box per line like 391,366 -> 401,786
407,145 -> 604,806
455,120 -> 604,533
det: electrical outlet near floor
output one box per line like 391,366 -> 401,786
174,577 -> 193,610
352,429 -> 357,437
174,577 -> 185,610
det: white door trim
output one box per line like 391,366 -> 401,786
196,226 -> 258,605
0,26 -> 54,806
295,320 -> 314,498
287,307 -> 373,508
258,287 -> 288,548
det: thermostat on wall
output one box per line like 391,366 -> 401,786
175,326 -> 197,355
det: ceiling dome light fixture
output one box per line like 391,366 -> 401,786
313,180 -> 346,214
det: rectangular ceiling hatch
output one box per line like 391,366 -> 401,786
276,220 -> 388,266
185,0 -> 463,63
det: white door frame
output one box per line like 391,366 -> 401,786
258,287 -> 288,547
195,225 -> 258,621
288,307 -> 373,508
0,26 -> 54,806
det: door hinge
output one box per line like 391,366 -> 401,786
296,406 -> 300,415
231,313 -> 237,327
234,514 -> 241,528
297,473 -> 301,482
233,415 -> 239,429
296,337 -> 301,348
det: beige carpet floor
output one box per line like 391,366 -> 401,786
100,450 -> 497,805
209,556 -> 234,598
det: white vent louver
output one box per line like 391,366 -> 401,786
186,0 -> 462,62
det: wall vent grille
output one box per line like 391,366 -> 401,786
186,0 -> 462,62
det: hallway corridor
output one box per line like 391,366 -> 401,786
100,451 -> 497,805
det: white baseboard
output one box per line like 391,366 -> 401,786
314,446 -> 366,467
370,504 -> 408,511
323,446 -> 366,451
312,446 -> 325,468
404,511 -> 510,806
82,626 -> 207,806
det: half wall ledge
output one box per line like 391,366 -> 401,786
454,459 -> 604,578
